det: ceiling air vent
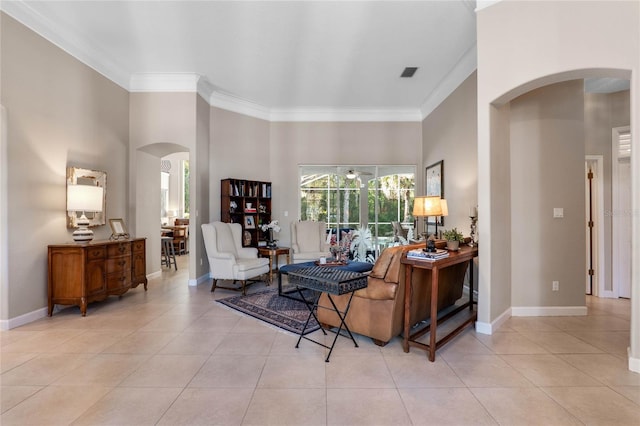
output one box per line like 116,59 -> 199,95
401,67 -> 418,78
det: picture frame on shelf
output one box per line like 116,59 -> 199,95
425,160 -> 444,226
109,218 -> 129,240
244,216 -> 256,229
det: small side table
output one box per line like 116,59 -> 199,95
258,246 -> 290,285
287,266 -> 368,362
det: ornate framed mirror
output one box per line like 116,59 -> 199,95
66,166 -> 107,228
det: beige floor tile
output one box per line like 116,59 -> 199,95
232,315 -> 282,333
119,354 -> 208,387
437,329 -> 495,359
326,354 -> 396,388
0,353 -> 94,386
157,387 -> 253,425
444,354 -> 533,387
500,316 -> 563,332
183,314 -> 242,332
519,331 -> 604,354
0,352 -> 37,374
558,353 -> 640,386
137,313 -> 199,332
542,386 -> 640,426
475,331 -> 549,354
501,354 -> 603,386
0,385 -> 42,413
258,354 -> 326,388
400,387 -> 497,425
327,388 -> 412,425
54,354 -> 149,386
71,386 -> 182,425
566,330 -> 630,355
50,329 -> 134,354
100,331 -> 178,354
1,385 -> 111,425
611,386 -> 640,405
0,329 -> 85,353
213,332 -> 276,355
268,329 -> 327,356
471,387 -> 582,425
243,388 -> 326,426
384,353 -> 466,388
188,354 -> 267,388
159,331 -> 227,355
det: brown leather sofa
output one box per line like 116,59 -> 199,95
317,243 -> 469,346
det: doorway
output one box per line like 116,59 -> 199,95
585,156 -> 605,296
612,126 -> 631,299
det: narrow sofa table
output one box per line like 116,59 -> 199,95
401,245 -> 478,361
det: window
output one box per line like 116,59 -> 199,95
299,165 -> 415,249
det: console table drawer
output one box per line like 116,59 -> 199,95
108,243 -> 131,257
106,256 -> 130,273
132,240 -> 145,252
87,247 -> 106,260
107,271 -> 131,291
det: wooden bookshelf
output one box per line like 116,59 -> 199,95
221,178 -> 272,247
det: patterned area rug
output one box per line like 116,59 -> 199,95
217,288 -> 320,335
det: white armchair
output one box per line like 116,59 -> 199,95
290,220 -> 331,264
202,222 -> 270,295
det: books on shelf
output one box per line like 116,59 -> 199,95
407,248 -> 449,261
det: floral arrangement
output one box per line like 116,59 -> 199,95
260,220 -> 281,233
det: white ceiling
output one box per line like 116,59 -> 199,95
2,0 -> 479,121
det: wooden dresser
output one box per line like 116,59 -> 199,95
47,238 -> 147,316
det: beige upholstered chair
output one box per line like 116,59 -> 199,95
290,220 -> 331,264
201,222 -> 270,295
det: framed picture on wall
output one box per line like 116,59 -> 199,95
425,160 -> 444,226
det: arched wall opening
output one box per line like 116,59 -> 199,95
479,68 -> 635,370
135,143 -> 191,279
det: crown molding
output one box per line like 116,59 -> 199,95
208,91 -> 272,121
1,0 -> 130,89
269,108 -> 423,122
420,45 -> 477,120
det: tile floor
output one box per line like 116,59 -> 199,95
2,255 -> 639,425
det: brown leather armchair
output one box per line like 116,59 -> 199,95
317,243 -> 469,346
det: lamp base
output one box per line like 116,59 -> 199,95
72,214 -> 94,242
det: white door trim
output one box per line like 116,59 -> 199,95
585,156 -> 606,297
0,106 -> 8,326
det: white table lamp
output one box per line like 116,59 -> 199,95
67,184 -> 104,242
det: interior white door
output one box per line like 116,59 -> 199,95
612,127 -> 631,299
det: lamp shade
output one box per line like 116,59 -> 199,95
67,185 -> 103,212
413,195 -> 442,217
440,199 -> 449,217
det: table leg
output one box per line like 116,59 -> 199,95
429,266 -> 439,362
268,255 -> 273,286
469,258 -> 474,310
403,264 -> 413,353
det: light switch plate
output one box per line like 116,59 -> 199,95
553,208 -> 564,218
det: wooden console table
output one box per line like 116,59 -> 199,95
401,245 -> 478,361
48,238 -> 147,316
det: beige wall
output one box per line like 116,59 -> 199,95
510,80 -> 586,308
422,71 -> 478,236
0,13 -> 130,321
477,0 -> 639,367
269,121 -> 422,246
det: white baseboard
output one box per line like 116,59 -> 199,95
147,270 -> 162,280
475,307 -> 512,335
189,273 -> 210,287
0,307 -> 48,330
512,306 -> 587,316
629,348 -> 640,373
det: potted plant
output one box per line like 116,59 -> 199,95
443,227 -> 464,251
